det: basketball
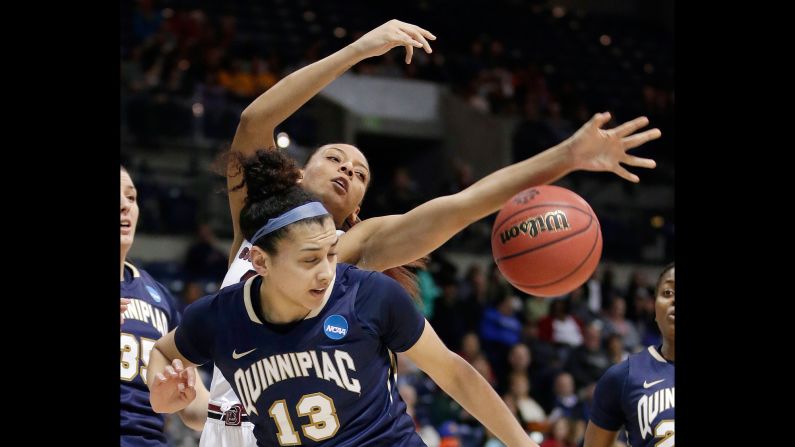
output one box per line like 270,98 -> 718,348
491,185 -> 602,297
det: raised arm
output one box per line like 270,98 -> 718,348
226,20 -> 436,262
340,113 -> 660,271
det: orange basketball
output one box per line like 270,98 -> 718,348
491,185 -> 602,297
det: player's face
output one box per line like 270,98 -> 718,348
301,145 -> 369,227
270,218 -> 339,312
120,170 -> 139,249
655,267 -> 675,341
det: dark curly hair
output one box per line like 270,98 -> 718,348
228,149 -> 329,255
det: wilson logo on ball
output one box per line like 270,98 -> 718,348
499,210 -> 571,244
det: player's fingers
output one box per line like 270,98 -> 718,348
184,367 -> 196,388
403,26 -> 432,53
614,165 -> 640,183
181,386 -> 197,402
624,155 -> 656,169
413,25 -> 436,40
611,116 -> 649,137
405,43 -> 414,64
395,29 -> 423,47
589,111 -> 611,128
623,128 -> 662,149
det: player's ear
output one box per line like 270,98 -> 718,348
249,247 -> 270,277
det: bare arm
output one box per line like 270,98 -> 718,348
584,421 -> 621,447
176,373 -> 209,431
341,113 -> 660,271
226,20 -> 435,262
404,322 -> 538,447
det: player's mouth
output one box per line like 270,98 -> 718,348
667,308 -> 675,323
331,177 -> 349,194
121,219 -> 133,235
309,287 -> 327,299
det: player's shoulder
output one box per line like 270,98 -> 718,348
337,262 -> 372,284
629,345 -> 668,367
598,357 -> 631,388
199,276 -> 249,314
339,263 -> 402,296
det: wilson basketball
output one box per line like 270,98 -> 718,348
491,185 -> 602,297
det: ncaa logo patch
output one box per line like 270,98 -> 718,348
323,315 -> 348,340
146,285 -> 162,303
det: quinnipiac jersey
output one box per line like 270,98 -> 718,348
201,231 -> 346,447
120,262 -> 182,446
590,345 -> 675,447
177,263 -> 427,447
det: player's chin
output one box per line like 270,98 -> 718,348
120,234 -> 135,247
306,289 -> 326,307
328,194 -> 353,215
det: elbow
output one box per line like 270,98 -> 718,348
238,105 -> 271,133
437,352 -> 471,391
239,107 -> 255,129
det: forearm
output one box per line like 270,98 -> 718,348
178,378 -> 209,431
451,141 -> 575,221
357,142 -> 575,271
435,355 -> 538,447
235,44 -> 366,152
147,346 -> 172,392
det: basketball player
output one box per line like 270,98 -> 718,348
146,164 -> 543,446
202,19 -> 661,447
584,263 -> 675,446
121,165 -> 210,446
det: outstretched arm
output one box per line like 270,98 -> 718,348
226,20 -> 436,263
341,113 -> 660,271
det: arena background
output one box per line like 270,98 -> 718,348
120,1 -> 674,445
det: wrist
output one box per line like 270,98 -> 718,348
551,139 -> 578,174
341,41 -> 368,64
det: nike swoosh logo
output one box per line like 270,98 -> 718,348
643,379 -> 665,389
232,348 -> 257,360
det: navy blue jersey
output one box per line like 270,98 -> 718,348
590,345 -> 675,447
120,262 -> 182,447
175,263 -> 427,447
